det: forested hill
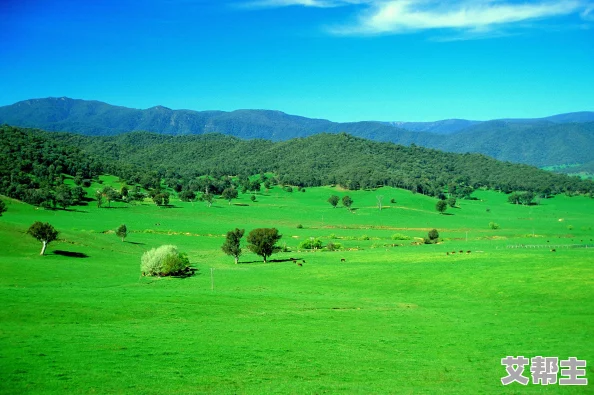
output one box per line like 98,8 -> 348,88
2,126 -> 591,207
1,98 -> 593,168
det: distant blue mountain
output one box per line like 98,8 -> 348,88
0,97 -> 593,168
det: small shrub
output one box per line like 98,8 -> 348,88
486,207 -> 491,212
326,241 -> 342,251
360,235 -> 370,240
489,222 -> 499,230
284,186 -> 293,193
329,233 -> 337,239
296,224 -> 303,229
141,245 -> 190,277
390,198 -> 396,204
391,233 -> 410,240
567,225 -> 574,230
250,195 -> 256,202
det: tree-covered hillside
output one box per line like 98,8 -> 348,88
4,126 -> 590,203
1,98 -> 593,168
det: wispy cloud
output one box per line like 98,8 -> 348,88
241,0 -> 369,8
332,0 -> 587,35
239,0 -> 593,38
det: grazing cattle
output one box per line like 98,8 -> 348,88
340,258 -> 346,262
551,249 -> 556,252
297,263 -> 303,267
452,251 -> 456,254
446,252 -> 449,256
302,260 -> 306,263
466,250 -> 471,254
459,250 -> 463,253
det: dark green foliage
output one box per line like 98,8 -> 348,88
27,221 -> 59,255
328,195 -> 339,208
342,196 -> 353,211
250,195 -> 256,202
2,126 -> 594,204
179,190 -> 196,202
0,199 -> 6,216
508,191 -> 535,205
436,200 -> 447,214
247,228 -> 282,263
55,184 -> 73,209
116,224 -> 127,242
221,228 -> 245,264
424,229 -> 439,244
447,197 -> 457,207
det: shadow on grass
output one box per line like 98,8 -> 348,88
239,258 -> 303,264
65,208 -> 89,213
234,203 -> 250,207
127,241 -> 145,245
53,250 -> 89,258
441,212 -> 455,216
102,206 -> 128,209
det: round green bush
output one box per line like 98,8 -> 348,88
141,245 -> 190,276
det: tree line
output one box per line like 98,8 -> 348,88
2,125 -> 594,207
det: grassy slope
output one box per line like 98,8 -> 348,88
0,179 -> 593,393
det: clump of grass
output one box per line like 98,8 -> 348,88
489,222 -> 499,230
360,235 -> 370,240
391,233 -> 410,240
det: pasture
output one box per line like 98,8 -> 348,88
1,179 -> 593,393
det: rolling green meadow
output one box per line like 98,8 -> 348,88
1,177 -> 593,394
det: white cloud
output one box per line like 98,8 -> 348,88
238,0 -> 593,38
340,1 -> 585,34
242,0 -> 368,8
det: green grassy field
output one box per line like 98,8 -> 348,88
1,179 -> 593,393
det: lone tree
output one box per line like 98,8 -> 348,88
447,197 -> 457,208
247,228 -> 282,263
436,200 -> 448,214
376,195 -> 384,211
424,228 -> 439,244
203,192 -> 214,207
222,188 -> 238,205
342,196 -> 353,211
102,186 -> 119,207
221,228 -> 245,264
328,195 -> 339,208
95,190 -> 104,208
27,221 -> 59,255
0,199 -> 6,216
116,224 -> 128,242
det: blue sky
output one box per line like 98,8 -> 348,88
1,0 -> 593,122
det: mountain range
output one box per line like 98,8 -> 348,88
1,97 -> 593,171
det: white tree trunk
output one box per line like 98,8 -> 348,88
40,241 -> 47,255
